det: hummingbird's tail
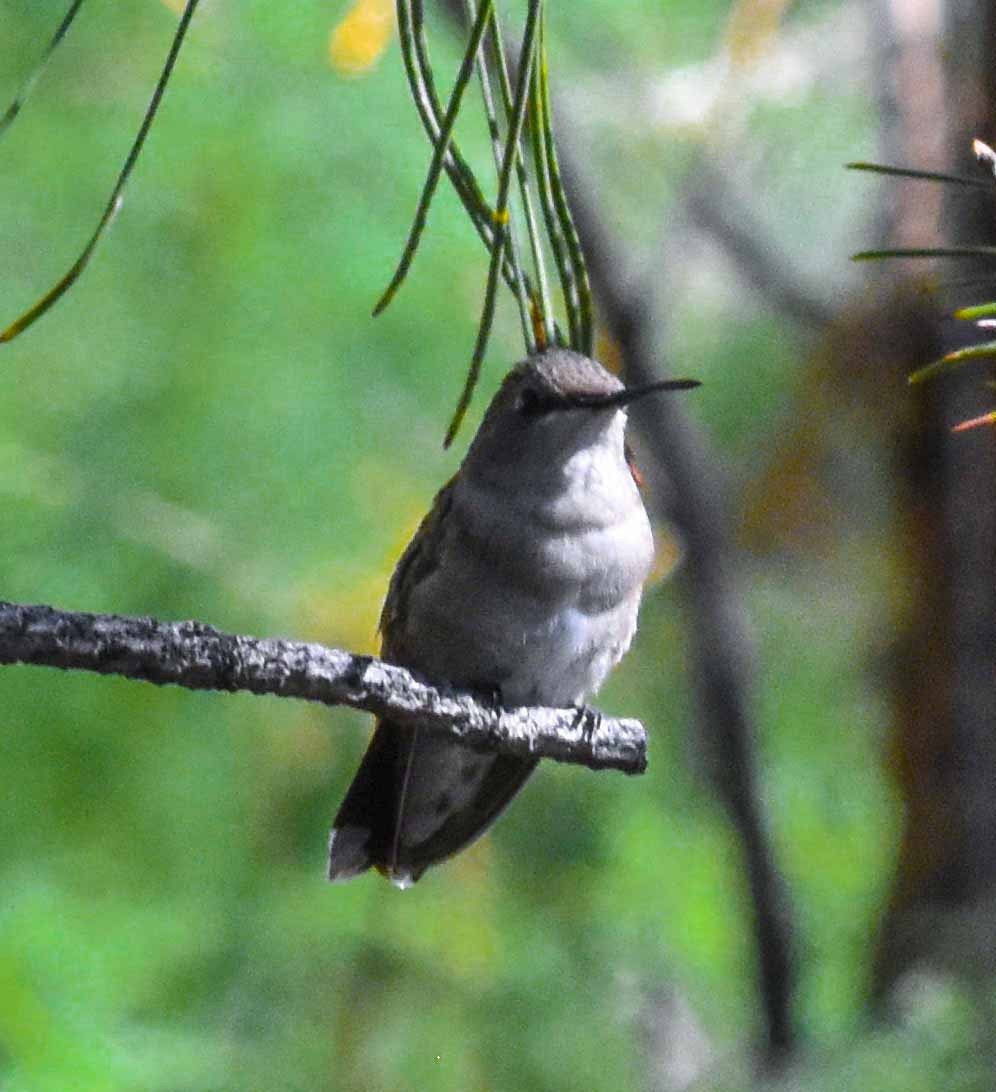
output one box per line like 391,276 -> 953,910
328,720 -> 537,886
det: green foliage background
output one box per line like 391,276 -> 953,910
0,2 -> 985,1089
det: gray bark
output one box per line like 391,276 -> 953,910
0,601 -> 647,775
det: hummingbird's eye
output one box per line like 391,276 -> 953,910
516,387 -> 556,418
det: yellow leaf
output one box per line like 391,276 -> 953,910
724,0 -> 792,68
329,0 -> 395,77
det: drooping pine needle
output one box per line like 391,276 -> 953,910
536,21 -> 592,357
478,4 -> 552,349
846,161 -> 994,189
530,11 -> 577,349
0,0 -> 86,140
852,247 -> 996,262
0,0 -> 201,343
399,0 -> 536,304
909,340 -> 996,385
953,301 -> 996,320
852,142 -> 996,394
395,1 -> 492,232
462,0 -> 535,352
444,0 -> 543,447
373,0 -> 494,317
952,410 -> 996,431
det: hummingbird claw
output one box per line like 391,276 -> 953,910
571,705 -> 602,754
470,682 -> 504,710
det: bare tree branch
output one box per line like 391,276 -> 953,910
685,157 -> 836,332
0,601 -> 647,775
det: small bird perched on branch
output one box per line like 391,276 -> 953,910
328,348 -> 696,887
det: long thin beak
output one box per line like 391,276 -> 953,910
569,377 -> 700,411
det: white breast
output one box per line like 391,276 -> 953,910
498,592 -> 644,707
401,417 -> 654,707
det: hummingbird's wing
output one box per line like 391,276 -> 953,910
328,478 -> 537,886
328,720 -> 537,886
329,480 -> 543,886
376,477 -> 455,643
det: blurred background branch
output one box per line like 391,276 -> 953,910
558,140 -> 797,1066
434,0 -> 799,1064
683,156 -> 836,333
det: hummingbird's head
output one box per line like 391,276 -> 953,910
463,348 -> 698,479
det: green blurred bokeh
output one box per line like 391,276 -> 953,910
0,2 -> 978,1089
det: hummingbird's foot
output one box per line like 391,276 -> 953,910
571,705 -> 602,756
470,682 -> 505,712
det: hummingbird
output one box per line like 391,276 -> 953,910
328,348 -> 697,887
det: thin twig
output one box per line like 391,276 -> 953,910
0,601 -> 648,774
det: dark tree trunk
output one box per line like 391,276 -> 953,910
871,0 -> 996,1004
